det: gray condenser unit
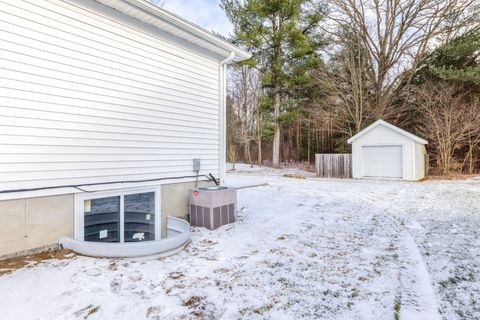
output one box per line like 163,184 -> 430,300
189,186 -> 237,230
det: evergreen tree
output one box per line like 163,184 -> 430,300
221,0 -> 327,166
415,29 -> 480,86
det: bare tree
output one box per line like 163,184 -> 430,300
463,132 -> 480,174
320,29 -> 374,136
226,97 -> 239,169
330,0 -> 478,120
228,65 -> 263,166
253,98 -> 266,165
416,83 -> 480,175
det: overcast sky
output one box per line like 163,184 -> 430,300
162,0 -> 233,36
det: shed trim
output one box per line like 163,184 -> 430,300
347,119 -> 428,145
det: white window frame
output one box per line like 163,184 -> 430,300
74,187 -> 161,242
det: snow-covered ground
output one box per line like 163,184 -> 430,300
0,167 -> 479,320
227,162 -> 317,178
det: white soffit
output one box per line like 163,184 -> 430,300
93,0 -> 251,62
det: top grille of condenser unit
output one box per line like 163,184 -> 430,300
189,187 -> 236,230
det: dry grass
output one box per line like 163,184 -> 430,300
0,249 -> 75,276
183,295 -> 211,319
424,174 -> 479,181
283,173 -> 307,179
280,162 -> 316,173
74,304 -> 100,319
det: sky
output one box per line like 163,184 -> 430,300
161,0 -> 233,36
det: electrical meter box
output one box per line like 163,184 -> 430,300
193,158 -> 201,172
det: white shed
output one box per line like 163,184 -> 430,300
347,120 -> 428,181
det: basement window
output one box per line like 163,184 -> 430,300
75,188 -> 160,243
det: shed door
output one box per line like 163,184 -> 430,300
361,146 -> 402,178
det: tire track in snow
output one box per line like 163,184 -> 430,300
397,230 -> 441,320
353,192 -> 441,320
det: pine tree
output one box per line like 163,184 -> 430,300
221,0 -> 327,167
415,29 -> 480,86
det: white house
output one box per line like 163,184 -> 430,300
348,120 -> 428,181
0,0 -> 250,258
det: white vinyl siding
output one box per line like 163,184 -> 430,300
0,0 -> 221,192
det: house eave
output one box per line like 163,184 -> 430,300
93,0 -> 251,63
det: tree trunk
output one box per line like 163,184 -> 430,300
246,140 -> 253,167
272,87 -> 281,167
296,119 -> 301,156
307,123 -> 311,164
257,137 -> 262,166
272,34 -> 282,168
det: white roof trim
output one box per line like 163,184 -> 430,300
93,0 -> 251,62
347,119 -> 428,145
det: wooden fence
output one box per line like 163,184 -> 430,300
315,154 -> 352,178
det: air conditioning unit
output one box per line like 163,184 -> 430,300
189,186 -> 237,230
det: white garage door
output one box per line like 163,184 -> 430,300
362,146 -> 403,178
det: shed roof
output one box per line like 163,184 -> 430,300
94,0 -> 251,63
347,119 -> 428,145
